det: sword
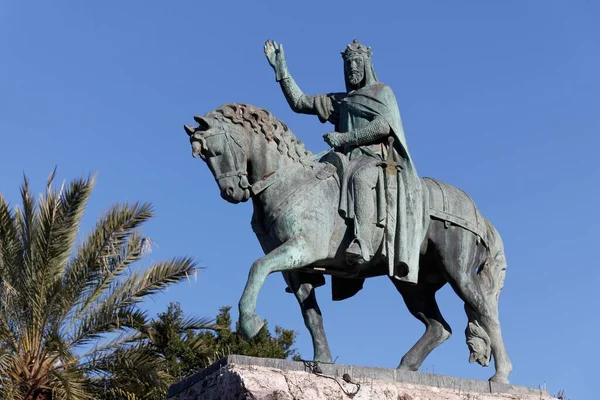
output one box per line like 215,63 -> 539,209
377,136 -> 403,174
377,136 -> 403,277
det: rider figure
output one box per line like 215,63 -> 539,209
265,39 -> 423,284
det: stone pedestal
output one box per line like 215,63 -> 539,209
168,355 -> 555,400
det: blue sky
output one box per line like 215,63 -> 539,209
1,1 -> 598,398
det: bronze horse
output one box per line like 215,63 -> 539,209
184,103 -> 513,383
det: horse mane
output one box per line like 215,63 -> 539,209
207,104 -> 314,166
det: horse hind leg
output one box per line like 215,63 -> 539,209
392,279 -> 452,371
455,232 -> 513,383
466,254 -> 512,383
282,271 -> 333,363
464,296 -> 513,383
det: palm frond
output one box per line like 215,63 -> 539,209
16,174 -> 37,265
13,176 -> 40,328
20,175 -> 96,363
75,231 -> 145,314
62,202 -> 154,321
60,231 -> 146,343
69,306 -> 148,349
111,257 -> 198,306
179,315 -> 216,332
48,365 -> 92,400
68,258 -> 196,352
0,193 -> 21,288
80,330 -> 146,363
87,343 -> 170,398
36,174 -> 95,289
0,349 -> 16,378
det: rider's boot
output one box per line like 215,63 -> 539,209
346,239 -> 365,265
346,187 -> 375,266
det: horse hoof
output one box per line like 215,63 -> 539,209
314,351 -> 333,364
397,362 -> 418,372
489,375 -> 509,385
240,314 -> 265,340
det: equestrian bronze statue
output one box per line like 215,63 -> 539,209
183,40 -> 513,383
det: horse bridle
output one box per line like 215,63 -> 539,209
197,120 -> 250,191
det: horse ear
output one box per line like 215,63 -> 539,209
184,124 -> 195,136
194,115 -> 211,130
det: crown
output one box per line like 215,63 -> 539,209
341,39 -> 372,59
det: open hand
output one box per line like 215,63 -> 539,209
264,40 -> 287,75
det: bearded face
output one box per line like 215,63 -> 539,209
345,55 -> 365,87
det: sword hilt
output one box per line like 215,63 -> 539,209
377,136 -> 401,174
386,136 -> 395,162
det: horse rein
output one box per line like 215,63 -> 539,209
196,121 -> 250,190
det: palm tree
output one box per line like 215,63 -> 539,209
0,171 -> 198,399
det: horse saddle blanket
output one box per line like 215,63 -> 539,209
422,177 -> 488,247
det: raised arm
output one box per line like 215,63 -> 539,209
264,40 -> 317,115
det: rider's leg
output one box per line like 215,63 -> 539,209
347,163 -> 379,264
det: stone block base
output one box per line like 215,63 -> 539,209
168,355 -> 555,400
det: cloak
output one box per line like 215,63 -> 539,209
315,81 -> 426,294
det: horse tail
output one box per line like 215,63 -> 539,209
481,219 -> 508,299
464,219 -> 507,366
465,310 -> 491,366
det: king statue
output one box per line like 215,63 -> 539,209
264,39 -> 425,284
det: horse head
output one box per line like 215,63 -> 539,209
185,114 -> 251,203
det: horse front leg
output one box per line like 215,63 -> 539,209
239,236 -> 317,340
283,271 -> 333,363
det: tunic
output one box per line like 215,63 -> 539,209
314,82 -> 425,281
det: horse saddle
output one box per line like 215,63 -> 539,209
422,177 -> 489,247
